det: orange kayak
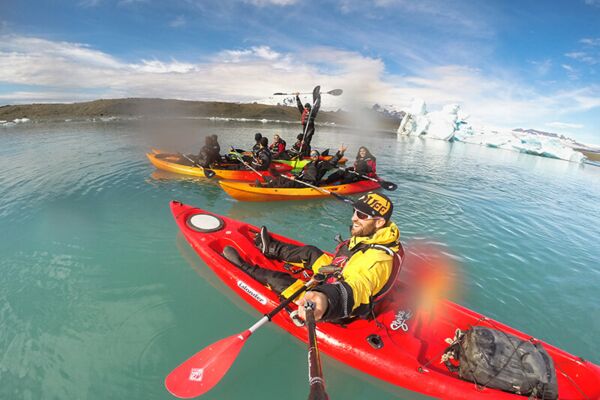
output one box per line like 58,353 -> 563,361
218,179 -> 381,201
146,150 -> 292,181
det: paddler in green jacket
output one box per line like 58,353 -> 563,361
222,192 -> 401,322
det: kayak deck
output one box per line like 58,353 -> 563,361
171,201 -> 600,400
147,150 -> 292,181
218,179 -> 381,201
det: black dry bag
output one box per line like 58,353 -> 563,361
443,326 -> 558,399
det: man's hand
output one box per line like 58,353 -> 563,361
297,291 -> 328,321
294,92 -> 299,96
338,145 -> 347,154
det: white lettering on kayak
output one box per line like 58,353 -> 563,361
238,281 -> 267,305
390,310 -> 412,332
189,368 -> 204,382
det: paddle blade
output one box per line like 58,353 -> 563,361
165,331 -> 250,398
380,180 -> 398,191
327,89 -> 343,96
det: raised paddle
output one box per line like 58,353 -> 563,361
305,302 -> 329,400
336,167 -> 397,191
165,276 -> 320,398
277,174 -> 355,206
179,153 -> 216,178
273,89 -> 343,96
294,86 -> 320,170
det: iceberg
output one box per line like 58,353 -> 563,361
397,99 -> 587,163
398,99 -> 464,141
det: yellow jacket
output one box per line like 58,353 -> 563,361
282,222 -> 400,321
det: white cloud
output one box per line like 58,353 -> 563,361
530,59 -> 552,76
78,0 -> 101,7
243,0 -> 298,6
584,0 -> 600,7
217,46 -> 283,63
565,51 -> 598,65
132,59 -> 197,73
169,16 -> 187,28
0,34 -> 599,136
546,122 -> 584,129
580,37 -> 600,46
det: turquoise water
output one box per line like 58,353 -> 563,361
1,119 -> 599,400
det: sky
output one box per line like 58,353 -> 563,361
1,0 -> 599,144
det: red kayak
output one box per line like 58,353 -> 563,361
170,201 -> 600,399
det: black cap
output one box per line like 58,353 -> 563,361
304,103 -> 311,109
254,132 -> 262,141
353,192 -> 393,222
297,133 -> 304,140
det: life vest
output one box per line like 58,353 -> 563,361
269,140 -> 286,154
328,239 -> 404,299
355,157 -> 377,177
301,108 -> 310,125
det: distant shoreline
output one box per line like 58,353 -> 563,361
0,97 -> 401,132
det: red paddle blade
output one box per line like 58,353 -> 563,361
165,330 -> 251,398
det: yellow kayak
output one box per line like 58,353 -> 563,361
146,149 -> 292,180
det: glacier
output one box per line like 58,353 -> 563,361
397,99 -> 587,163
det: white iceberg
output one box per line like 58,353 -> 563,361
453,125 -> 586,163
397,99 -> 462,141
398,99 -> 587,163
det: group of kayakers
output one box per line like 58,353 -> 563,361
194,130 -> 378,188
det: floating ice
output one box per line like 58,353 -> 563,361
398,99 -> 587,163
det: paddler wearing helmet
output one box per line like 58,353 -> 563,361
222,192 -> 402,322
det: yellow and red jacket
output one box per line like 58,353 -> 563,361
282,222 -> 401,321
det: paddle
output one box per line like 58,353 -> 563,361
229,148 -> 268,181
305,302 -> 329,400
273,89 -> 343,96
277,174 -> 354,205
294,86 -> 320,170
337,167 -> 397,191
165,276 -> 319,398
179,153 -> 216,178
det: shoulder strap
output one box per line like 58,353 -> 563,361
371,242 -> 405,303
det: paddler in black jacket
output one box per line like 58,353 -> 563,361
222,192 -> 402,322
296,89 -> 321,150
250,137 -> 272,171
196,135 -> 221,167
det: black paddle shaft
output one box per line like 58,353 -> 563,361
306,303 -> 329,400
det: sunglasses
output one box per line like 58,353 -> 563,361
353,208 -> 381,220
310,153 -> 319,158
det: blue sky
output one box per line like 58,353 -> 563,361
1,0 -> 599,144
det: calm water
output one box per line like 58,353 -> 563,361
1,119 -> 599,400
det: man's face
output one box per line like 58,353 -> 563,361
350,209 -> 384,237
